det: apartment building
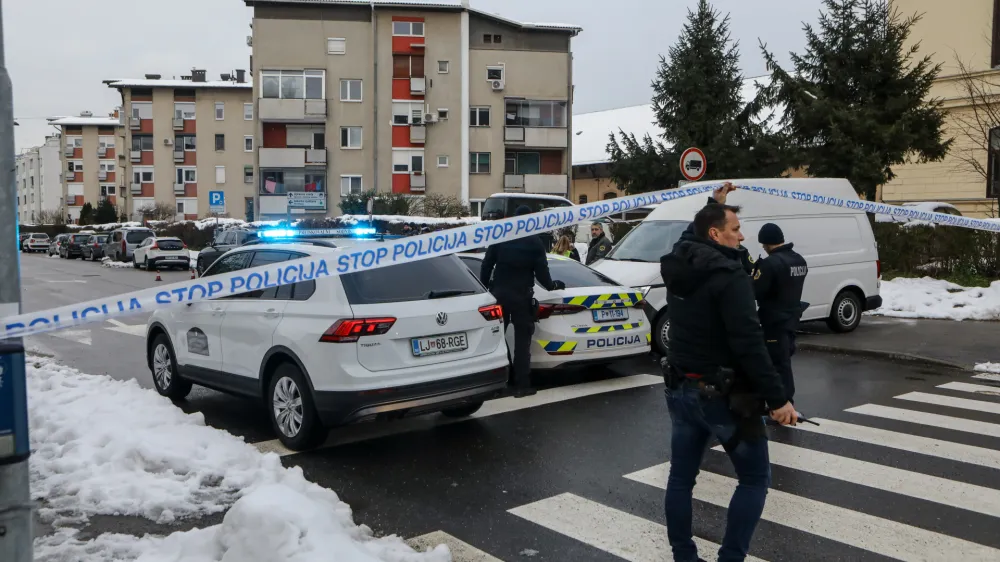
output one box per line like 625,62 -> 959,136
50,113 -> 124,223
246,0 -> 580,219
106,71 -> 255,221
16,135 -> 63,224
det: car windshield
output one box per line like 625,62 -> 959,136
482,197 -> 569,220
157,239 -> 184,251
95,236 -> 108,243
73,235 -> 91,243
33,234 -> 49,239
604,220 -> 690,263
126,231 -> 154,243
341,255 -> 486,304
546,258 -> 619,288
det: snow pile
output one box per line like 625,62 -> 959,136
870,278 -> 1000,321
68,221 -> 144,231
48,253 -> 60,259
101,257 -> 134,269
975,362 -> 1000,374
340,214 -> 480,226
28,356 -> 448,562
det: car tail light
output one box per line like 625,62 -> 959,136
876,259 -> 882,279
150,243 -> 159,250
479,304 -> 503,321
319,317 -> 396,343
536,303 -> 587,320
121,239 -> 126,253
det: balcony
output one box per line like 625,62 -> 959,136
259,98 -> 327,122
410,124 -> 426,144
98,170 -> 108,181
64,171 -> 76,181
504,174 -> 525,191
173,183 -> 186,195
305,148 -> 327,165
130,150 -> 141,163
504,174 -> 568,195
173,149 -> 185,163
410,77 -> 426,95
98,146 -> 108,157
63,146 -> 75,156
129,118 -> 141,130
504,127 -> 568,149
172,118 -> 184,130
259,148 -> 305,168
410,173 -> 426,191
131,183 -> 142,194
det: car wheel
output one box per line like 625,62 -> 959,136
144,258 -> 153,271
826,290 -> 863,333
441,402 -> 484,418
133,255 -> 140,269
150,335 -> 192,400
653,311 -> 670,356
268,363 -> 327,451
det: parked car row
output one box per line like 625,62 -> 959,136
30,226 -> 191,270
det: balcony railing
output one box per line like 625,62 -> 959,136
64,171 -> 76,181
504,126 -> 568,149
305,148 -> 327,165
524,173 -> 568,195
173,183 -> 186,195
98,146 -> 108,157
98,170 -> 108,181
172,118 -> 184,130
63,146 -> 75,156
131,183 -> 142,194
410,124 -> 426,144
130,150 -> 141,162
504,174 -> 525,191
410,77 -> 426,95
410,173 -> 426,191
173,149 -> 185,163
129,117 -> 140,130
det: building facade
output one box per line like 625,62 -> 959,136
16,135 -> 63,224
107,72 -> 255,221
50,114 -> 124,224
246,0 -> 579,219
879,0 -> 1000,216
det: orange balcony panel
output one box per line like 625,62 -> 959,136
392,78 -> 422,100
139,151 -> 154,165
391,125 -> 420,148
392,35 -> 426,55
184,214 -> 198,221
183,184 -> 198,197
138,119 -> 154,134
105,148 -> 116,159
107,195 -> 117,206
182,151 -> 197,166
181,119 -> 197,134
140,183 -> 154,197
391,173 -> 411,194
105,172 -> 116,183
71,148 -> 83,159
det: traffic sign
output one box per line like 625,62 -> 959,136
208,191 -> 225,214
679,147 -> 707,182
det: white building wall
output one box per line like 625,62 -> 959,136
39,135 -> 63,219
15,135 -> 64,224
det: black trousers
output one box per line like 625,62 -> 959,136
493,289 -> 535,388
764,328 -> 796,403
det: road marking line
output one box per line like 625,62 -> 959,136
104,321 -> 147,337
253,374 -> 663,457
41,279 -> 87,284
48,329 -> 92,346
846,404 -> 1000,438
792,418 -> 1000,470
712,441 -> 1000,518
508,492 -> 764,562
625,463 -> 1000,561
407,531 -> 502,562
895,391 -> 1000,415
937,381 -> 1000,397
973,373 -> 1000,382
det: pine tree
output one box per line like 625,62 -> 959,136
78,202 -> 94,225
607,0 -> 791,194
761,0 -> 951,200
94,198 -> 118,224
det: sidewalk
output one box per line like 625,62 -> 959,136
797,315 -> 1000,370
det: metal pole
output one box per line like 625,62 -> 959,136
0,1 -> 34,560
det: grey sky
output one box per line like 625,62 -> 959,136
8,0 -> 822,151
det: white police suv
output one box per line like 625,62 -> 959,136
145,237 -> 509,450
459,253 -> 651,369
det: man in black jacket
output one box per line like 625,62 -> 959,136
585,222 -> 612,265
480,206 -> 565,397
753,223 -> 808,404
661,197 -> 796,562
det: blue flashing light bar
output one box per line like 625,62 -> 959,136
256,227 -> 384,240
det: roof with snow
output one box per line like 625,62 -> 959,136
571,75 -> 774,167
244,0 -> 581,33
48,116 -> 122,127
105,79 -> 252,90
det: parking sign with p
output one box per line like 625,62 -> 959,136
209,191 -> 225,214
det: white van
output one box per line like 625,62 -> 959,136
591,178 -> 882,354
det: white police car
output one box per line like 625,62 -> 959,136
458,253 -> 651,369
145,234 -> 509,451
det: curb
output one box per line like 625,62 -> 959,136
797,342 -> 970,372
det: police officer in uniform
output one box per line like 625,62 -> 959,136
585,222 -> 612,265
752,223 -> 808,403
480,206 -> 565,397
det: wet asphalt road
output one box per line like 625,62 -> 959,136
20,252 -> 1000,561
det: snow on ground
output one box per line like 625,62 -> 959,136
101,257 -> 133,269
869,277 -> 1000,321
28,355 -> 448,562
975,362 -> 1000,374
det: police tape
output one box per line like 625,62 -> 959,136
1,184 -> 719,339
4,181 -> 1000,340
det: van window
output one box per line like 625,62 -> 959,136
481,197 -> 570,220
546,258 -> 619,288
341,255 -> 486,304
126,230 -> 154,244
604,220 -> 689,263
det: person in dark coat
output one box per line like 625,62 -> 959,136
584,222 -> 612,265
752,223 -> 808,404
660,195 -> 796,562
480,206 -> 565,397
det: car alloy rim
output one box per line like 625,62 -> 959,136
152,344 -> 172,389
273,377 -> 304,438
838,299 -> 857,326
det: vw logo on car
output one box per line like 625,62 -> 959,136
436,312 -> 448,326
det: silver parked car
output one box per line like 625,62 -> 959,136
105,227 -> 155,262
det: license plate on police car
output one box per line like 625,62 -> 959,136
411,332 -> 469,357
593,309 -> 628,323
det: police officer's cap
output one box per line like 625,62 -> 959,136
758,223 -> 784,245
514,205 -> 533,216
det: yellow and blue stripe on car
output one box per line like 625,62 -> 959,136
537,340 -> 578,355
571,321 -> 643,334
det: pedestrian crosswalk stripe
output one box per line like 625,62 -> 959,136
407,531 -> 503,562
895,391 -> 1000,416
794,418 -> 1000,470
507,492 -> 766,562
846,404 -> 1000,438
937,381 -> 1000,396
973,373 -> 1000,382
712,441 -> 1000,518
625,463 -> 1000,561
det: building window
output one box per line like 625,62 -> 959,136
603,192 -> 616,200
470,106 -> 491,127
340,175 -> 363,196
244,166 -> 254,184
392,101 -> 425,125
493,34 -> 502,44
244,136 -> 254,152
483,34 -> 492,44
215,134 -> 225,151
99,161 -> 116,174
487,67 -> 504,81
216,166 -> 226,184
244,103 -> 253,120
100,184 -> 116,196
260,169 -> 327,195
505,100 -> 568,127
506,152 -> 540,175
437,109 -> 449,120
313,132 -> 326,150
470,152 -> 491,174
132,135 -> 154,152
393,55 -> 425,78
67,160 -> 83,172
261,69 -> 325,100
437,155 -> 449,168
989,127 -> 1000,197
133,167 -> 154,183
176,167 -> 197,184
98,136 -> 115,149
392,21 -> 424,36
176,134 -> 197,151
578,194 -> 588,204
327,37 -> 346,55
340,79 -> 362,102
215,102 -> 225,120
470,199 -> 485,217
340,127 -> 362,149
174,102 -> 196,120
176,201 -> 185,214
438,60 -> 450,74
412,154 -> 424,173
131,102 -> 153,119
993,0 -> 1000,68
